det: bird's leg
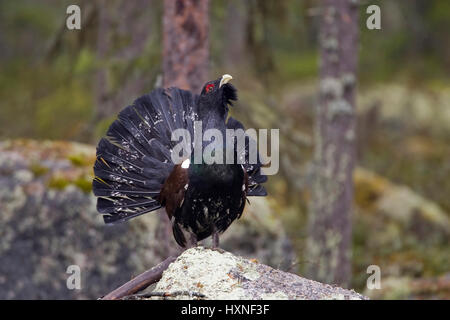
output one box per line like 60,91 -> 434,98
212,227 -> 219,248
209,227 -> 225,253
212,233 -> 219,248
187,232 -> 198,248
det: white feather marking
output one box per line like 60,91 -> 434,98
181,158 -> 190,169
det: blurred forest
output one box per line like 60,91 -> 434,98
0,0 -> 449,299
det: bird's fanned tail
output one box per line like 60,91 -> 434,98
93,87 -> 198,224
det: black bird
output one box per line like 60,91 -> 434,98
93,74 -> 267,247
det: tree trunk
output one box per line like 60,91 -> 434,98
306,0 -> 359,287
162,0 -> 209,94
224,0 -> 248,68
160,0 -> 210,255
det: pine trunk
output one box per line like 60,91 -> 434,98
162,0 -> 209,93
160,0 -> 210,255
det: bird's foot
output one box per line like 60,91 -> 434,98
208,247 -> 226,254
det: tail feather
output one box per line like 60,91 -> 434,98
93,87 -> 197,224
172,222 -> 186,247
179,89 -> 198,135
97,197 -> 160,214
92,185 -> 159,198
103,205 -> 162,224
149,90 -> 177,135
95,138 -> 172,183
94,167 -> 151,188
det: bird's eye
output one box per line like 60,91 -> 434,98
205,84 -> 215,93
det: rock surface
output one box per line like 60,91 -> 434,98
152,247 -> 367,300
0,139 -> 295,299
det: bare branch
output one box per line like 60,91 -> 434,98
101,256 -> 177,300
122,291 -> 206,300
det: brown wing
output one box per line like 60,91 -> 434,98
158,164 -> 189,220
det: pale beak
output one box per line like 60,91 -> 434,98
219,74 -> 233,88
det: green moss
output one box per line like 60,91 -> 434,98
48,176 -> 70,190
68,154 -> 90,167
47,175 -> 92,193
74,176 -> 93,193
29,163 -> 49,177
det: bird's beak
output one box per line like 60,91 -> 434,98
219,74 -> 233,88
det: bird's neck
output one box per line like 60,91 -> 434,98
194,99 -> 232,167
197,98 -> 227,123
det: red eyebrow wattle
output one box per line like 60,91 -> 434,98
206,84 -> 215,92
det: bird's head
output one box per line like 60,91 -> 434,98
198,74 -> 237,116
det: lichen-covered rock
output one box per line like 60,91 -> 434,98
220,196 -> 296,271
153,247 -> 367,300
355,167 -> 450,235
357,84 -> 450,134
353,168 -> 450,299
0,139 -> 295,299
